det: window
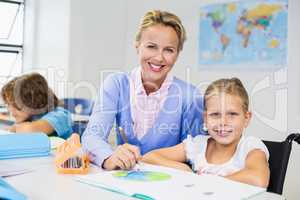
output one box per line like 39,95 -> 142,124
0,0 -> 24,86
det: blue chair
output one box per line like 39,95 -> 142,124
61,98 -> 94,115
71,121 -> 89,137
61,98 -> 94,136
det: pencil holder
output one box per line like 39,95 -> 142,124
55,134 -> 89,174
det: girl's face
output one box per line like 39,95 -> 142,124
136,24 -> 179,88
8,104 -> 31,123
204,93 -> 251,146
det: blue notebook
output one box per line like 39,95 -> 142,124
0,177 -> 26,200
0,133 -> 50,160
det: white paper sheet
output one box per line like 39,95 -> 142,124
49,136 -> 66,150
75,163 -> 265,200
0,129 -> 13,135
0,163 -> 33,177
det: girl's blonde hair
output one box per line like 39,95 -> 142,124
135,10 -> 186,51
204,78 -> 249,113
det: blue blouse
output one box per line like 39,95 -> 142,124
82,72 -> 205,167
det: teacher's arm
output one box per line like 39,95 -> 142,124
81,74 -> 120,168
82,74 -> 140,170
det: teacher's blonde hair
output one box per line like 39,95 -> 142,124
135,10 -> 186,51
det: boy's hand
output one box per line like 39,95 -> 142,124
6,125 -> 16,132
103,143 -> 141,170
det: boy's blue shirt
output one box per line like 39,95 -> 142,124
82,72 -> 205,167
30,107 -> 73,139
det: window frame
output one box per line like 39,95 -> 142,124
0,0 -> 24,79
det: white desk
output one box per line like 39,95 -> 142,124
2,156 -> 285,200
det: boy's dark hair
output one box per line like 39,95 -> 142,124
1,72 -> 58,115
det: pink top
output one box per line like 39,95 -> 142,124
129,67 -> 173,140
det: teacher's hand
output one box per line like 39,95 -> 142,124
102,143 -> 141,170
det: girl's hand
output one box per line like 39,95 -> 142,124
103,143 -> 141,170
196,167 -> 204,175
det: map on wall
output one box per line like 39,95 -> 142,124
199,0 -> 288,68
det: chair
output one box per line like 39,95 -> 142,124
61,98 -> 94,115
262,133 -> 300,194
71,121 -> 89,137
61,98 -> 94,136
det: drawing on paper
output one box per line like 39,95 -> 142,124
113,170 -> 171,182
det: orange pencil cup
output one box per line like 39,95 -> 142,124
55,134 -> 89,174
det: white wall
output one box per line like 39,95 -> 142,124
24,0 -> 300,199
68,0 -> 128,99
23,0 -> 70,98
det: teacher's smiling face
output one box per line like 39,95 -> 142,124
135,24 -> 179,92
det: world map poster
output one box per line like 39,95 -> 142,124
199,0 -> 288,68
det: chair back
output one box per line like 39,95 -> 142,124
263,133 -> 300,194
61,98 -> 94,136
72,121 -> 88,137
61,98 -> 94,116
